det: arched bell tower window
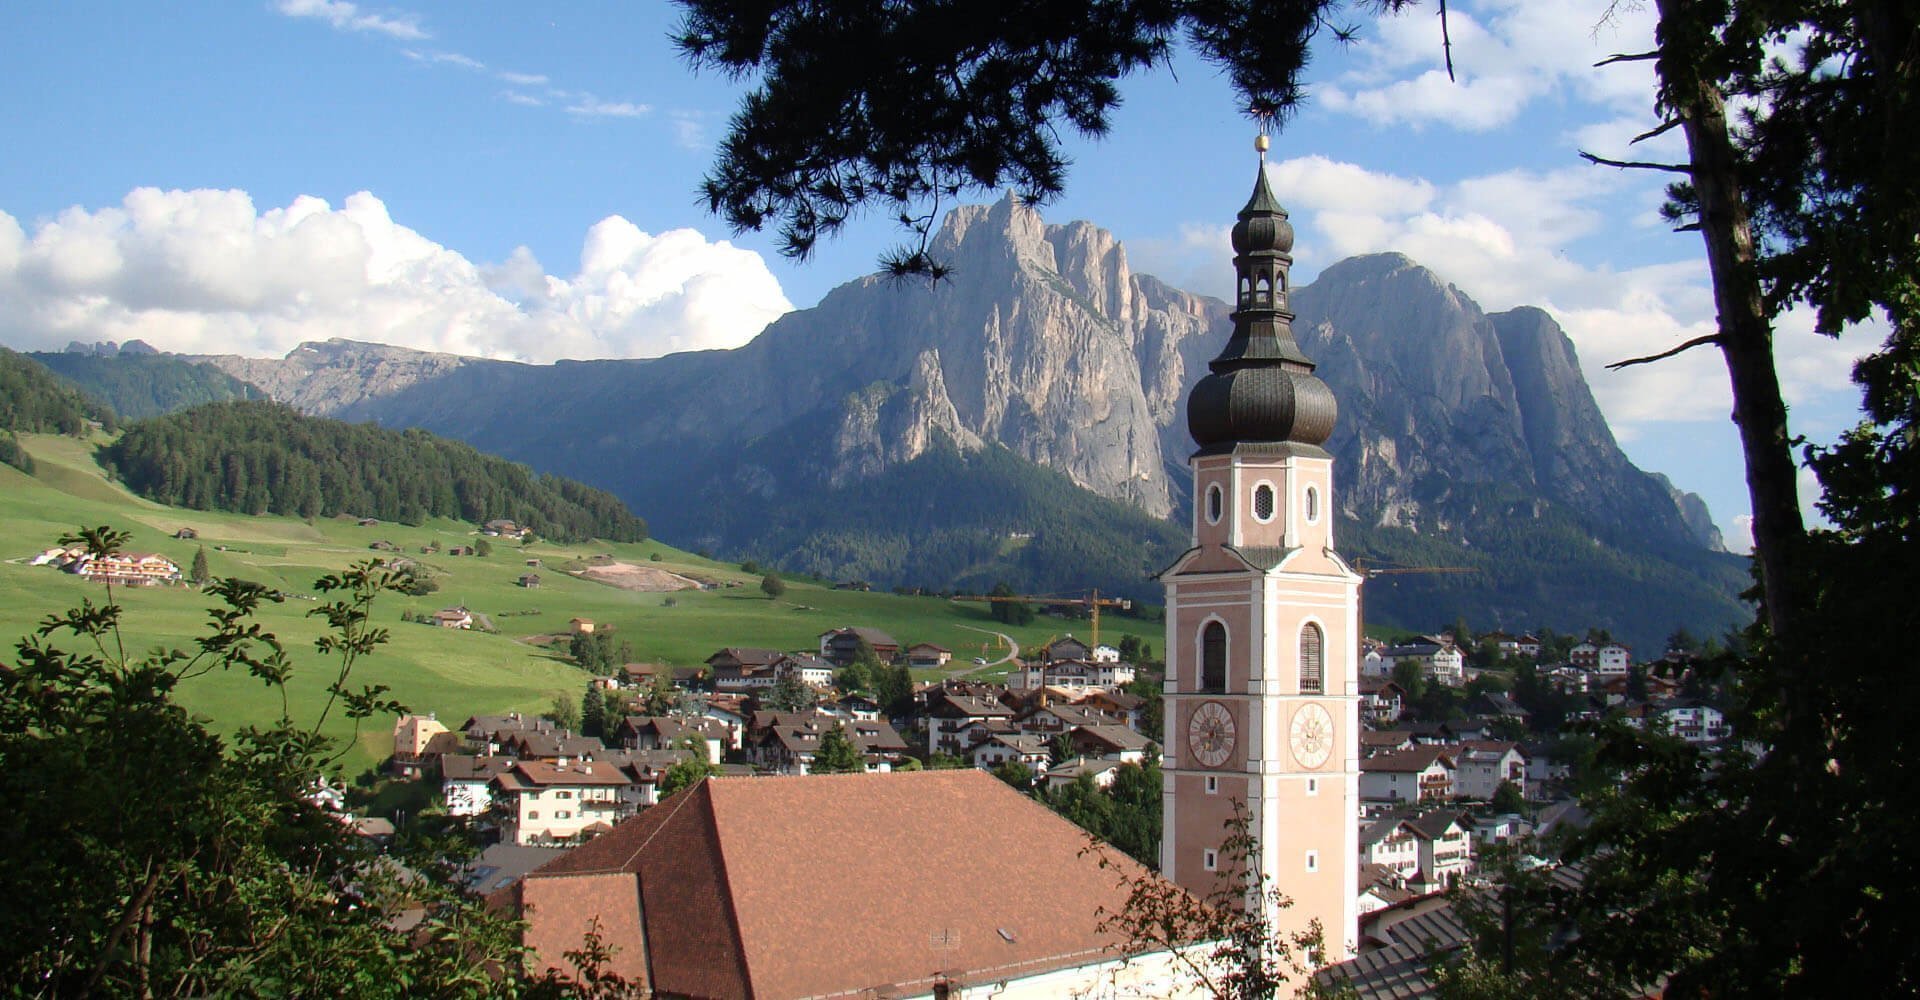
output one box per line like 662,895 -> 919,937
1201,621 -> 1227,692
1299,622 -> 1324,694
1206,484 -> 1223,524
1304,484 -> 1320,523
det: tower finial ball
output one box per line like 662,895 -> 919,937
1255,134 -> 1271,153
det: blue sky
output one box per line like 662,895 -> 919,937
0,1 -> 1873,548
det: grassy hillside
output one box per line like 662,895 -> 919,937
0,434 -> 1143,773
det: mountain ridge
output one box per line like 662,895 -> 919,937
138,199 -> 1742,646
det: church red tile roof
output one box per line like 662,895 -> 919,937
501,768 -> 1167,998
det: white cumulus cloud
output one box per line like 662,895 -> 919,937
275,0 -> 427,41
1322,0 -> 1661,132
0,188 -> 792,363
1222,156 -> 1874,443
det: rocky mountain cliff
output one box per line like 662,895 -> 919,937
182,197 -> 1745,644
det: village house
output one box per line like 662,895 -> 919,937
1077,689 -> 1147,732
771,652 -> 836,687
390,713 -> 457,777
1369,641 -> 1466,686
1361,730 -> 1416,757
1015,702 -> 1114,741
749,713 -> 908,774
441,755 -> 517,817
1450,741 -> 1530,801
904,642 -> 952,668
1572,641 -> 1633,675
1067,723 -> 1156,763
1357,863 -> 1421,917
1044,756 -> 1127,790
1359,678 -> 1406,725
818,626 -> 899,666
1658,701 -> 1730,743
497,771 -> 1200,997
71,551 -> 182,586
1360,809 -> 1477,891
706,647 -> 784,692
517,573 -> 541,588
482,518 -> 532,539
569,617 -> 596,635
432,606 -> 474,630
967,733 -> 1051,772
700,696 -> 750,749
926,693 -> 1015,754
610,715 -> 727,764
1482,631 -> 1543,659
499,728 -> 606,762
829,694 -> 881,720
1466,691 -> 1530,724
492,758 -> 632,846
1360,746 -> 1457,803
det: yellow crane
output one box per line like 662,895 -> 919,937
951,589 -> 1133,649
1352,559 -> 1478,654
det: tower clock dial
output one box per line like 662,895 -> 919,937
1187,700 -> 1236,768
1290,702 -> 1334,769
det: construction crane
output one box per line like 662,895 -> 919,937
951,589 -> 1133,649
1351,559 -> 1478,657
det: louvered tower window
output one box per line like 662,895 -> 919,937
1299,622 -> 1324,694
1202,621 -> 1227,692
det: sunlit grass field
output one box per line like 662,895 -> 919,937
0,433 -> 1151,773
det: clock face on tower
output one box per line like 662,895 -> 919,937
1187,700 -> 1236,768
1290,702 -> 1334,769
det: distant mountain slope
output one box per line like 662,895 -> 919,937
184,202 -> 1750,648
0,347 -> 118,473
29,349 -> 267,419
101,400 -> 647,544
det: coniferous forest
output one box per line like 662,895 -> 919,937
102,400 -> 647,543
0,348 -> 118,473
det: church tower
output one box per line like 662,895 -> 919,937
1160,136 -> 1361,959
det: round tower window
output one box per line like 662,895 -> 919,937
1206,484 -> 1223,524
1253,484 -> 1275,522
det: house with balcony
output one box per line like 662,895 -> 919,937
1360,746 -> 1457,803
492,759 -> 633,846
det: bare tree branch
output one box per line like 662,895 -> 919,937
1581,151 -> 1693,174
1630,119 -> 1684,145
1606,334 -> 1724,370
1438,0 -> 1456,82
1595,50 -> 1660,67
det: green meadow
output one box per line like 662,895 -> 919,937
0,433 -> 1153,773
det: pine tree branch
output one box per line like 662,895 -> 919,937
1580,151 -> 1693,174
1606,334 -> 1724,370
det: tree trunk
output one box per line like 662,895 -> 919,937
1656,0 -> 1808,645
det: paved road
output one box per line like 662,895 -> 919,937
955,624 -> 1019,674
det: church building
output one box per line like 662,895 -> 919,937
1160,136 -> 1363,959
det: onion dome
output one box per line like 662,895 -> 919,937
1188,138 -> 1337,451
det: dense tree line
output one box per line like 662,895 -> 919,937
27,351 -> 266,420
101,401 -> 648,543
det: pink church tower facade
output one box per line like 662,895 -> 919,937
1159,140 -> 1361,960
